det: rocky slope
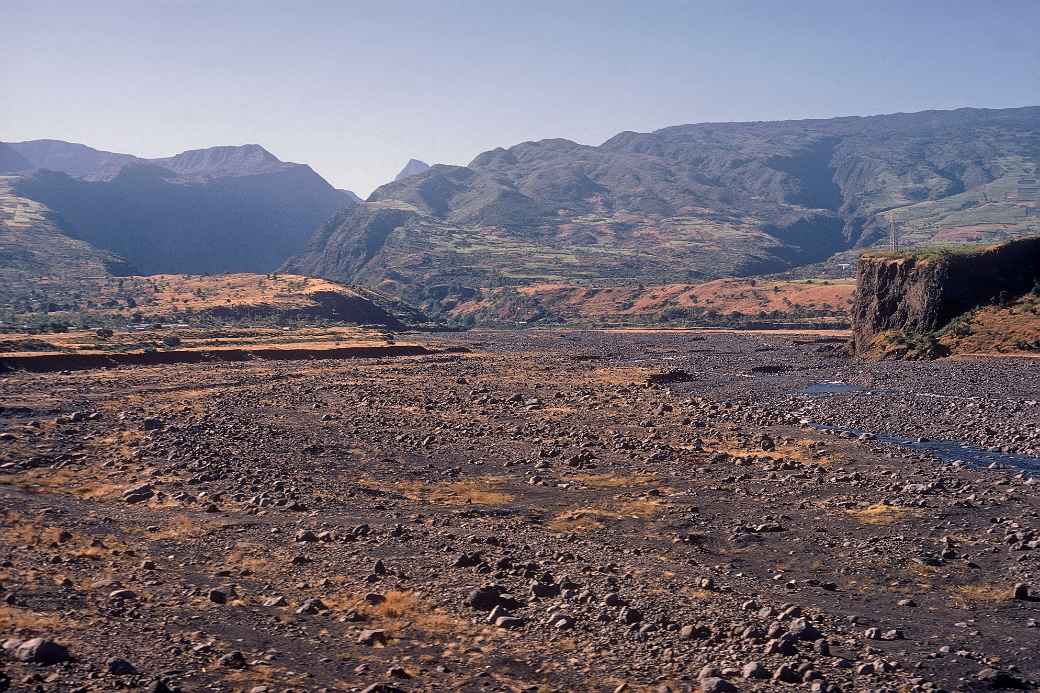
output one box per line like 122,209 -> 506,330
287,107 -> 1040,319
3,142 -> 357,274
851,237 -> 1040,355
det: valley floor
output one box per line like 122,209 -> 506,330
1,329 -> 1038,692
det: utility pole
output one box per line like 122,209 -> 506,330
889,217 -> 899,253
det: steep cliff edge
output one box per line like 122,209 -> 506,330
851,237 -> 1040,356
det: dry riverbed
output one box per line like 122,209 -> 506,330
0,329 -> 1037,692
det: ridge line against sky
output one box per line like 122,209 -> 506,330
4,0 -> 1039,195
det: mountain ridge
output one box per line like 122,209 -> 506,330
286,106 -> 1040,321
1,139 -> 362,197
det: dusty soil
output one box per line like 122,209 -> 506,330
1,329 -> 1038,693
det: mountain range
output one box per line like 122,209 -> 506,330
285,107 -> 1040,318
0,140 -> 358,274
3,106 -> 1039,324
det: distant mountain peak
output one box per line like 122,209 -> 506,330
394,158 -> 430,182
151,144 -> 291,179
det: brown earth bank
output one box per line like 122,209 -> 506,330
1,273 -> 423,331
1,329 -> 1038,693
0,326 -> 411,359
450,279 -> 855,327
0,344 -> 454,374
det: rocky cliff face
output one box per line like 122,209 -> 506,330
851,237 -> 1040,353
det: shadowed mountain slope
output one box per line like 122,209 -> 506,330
3,141 -> 358,274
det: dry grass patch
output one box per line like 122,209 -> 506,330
0,605 -> 64,633
548,496 -> 668,533
224,541 -> 280,574
950,583 -> 1012,606
394,477 -> 513,506
322,590 -> 464,636
222,665 -> 309,688
87,429 -> 150,459
616,497 -> 668,517
142,513 -> 219,540
1,468 -> 124,499
1,521 -> 65,547
589,366 -> 652,386
549,508 -> 615,532
847,503 -> 920,525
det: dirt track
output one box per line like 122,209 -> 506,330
1,329 -> 1038,692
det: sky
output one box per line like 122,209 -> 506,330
4,0 -> 1039,196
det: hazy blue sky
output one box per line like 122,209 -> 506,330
4,0 -> 1039,195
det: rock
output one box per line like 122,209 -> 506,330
772,665 -> 800,683
142,417 -> 164,431
358,629 -> 388,646
145,680 -> 173,693
453,552 -> 482,568
387,665 -> 411,678
467,585 -> 509,611
788,617 -> 823,641
495,616 -> 526,629
680,624 -> 710,640
263,595 -> 287,607
107,658 -> 138,675
764,635 -> 798,656
122,484 -> 154,504
699,664 -> 722,680
1012,583 -> 1031,600
552,614 -> 575,630
217,651 -> 247,668
742,662 -> 768,679
208,589 -> 228,604
620,606 -> 642,624
108,589 -> 137,601
531,582 -> 560,598
976,668 -> 1026,688
700,677 -> 737,693
295,597 -> 326,614
13,638 -> 70,664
